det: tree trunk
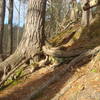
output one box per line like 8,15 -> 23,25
70,0 -> 78,21
0,0 -> 47,79
8,0 -> 14,54
81,0 -> 93,26
17,0 -> 21,47
0,0 -> 6,53
17,0 -> 46,61
83,0 -> 100,10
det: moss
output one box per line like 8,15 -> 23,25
49,24 -> 80,46
12,80 -> 22,86
91,69 -> 97,73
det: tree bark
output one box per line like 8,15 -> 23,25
0,0 -> 6,53
17,0 -> 47,61
81,0 -> 93,26
8,0 -> 14,54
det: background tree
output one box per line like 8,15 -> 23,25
0,0 -> 6,54
45,0 -> 70,38
70,0 -> 79,21
81,0 -> 93,26
8,0 -> 14,54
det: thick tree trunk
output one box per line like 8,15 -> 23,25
17,0 -> 46,61
0,0 -> 47,80
0,0 -> 6,53
8,0 -> 14,54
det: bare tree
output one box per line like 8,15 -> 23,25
8,0 -> 14,54
0,0 -> 6,53
70,0 -> 79,21
81,0 -> 93,26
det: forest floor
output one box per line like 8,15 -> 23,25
0,17 -> 100,100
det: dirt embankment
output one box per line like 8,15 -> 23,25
0,16 -> 100,100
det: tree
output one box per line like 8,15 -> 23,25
70,0 -> 79,21
81,0 -> 93,26
83,0 -> 100,10
8,0 -> 14,54
0,0 -> 47,80
0,0 -> 6,53
45,0 -> 65,37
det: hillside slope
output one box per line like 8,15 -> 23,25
33,16 -> 100,100
0,16 -> 100,100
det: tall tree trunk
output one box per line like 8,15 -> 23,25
17,0 -> 21,47
0,0 -> 6,53
8,0 -> 14,54
0,0 -> 47,79
70,0 -> 78,21
17,0 -> 46,61
81,0 -> 93,26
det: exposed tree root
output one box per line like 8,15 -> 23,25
25,46 -> 100,99
43,46 -> 87,58
0,58 -> 29,86
0,52 -> 25,80
0,54 -> 10,60
0,48 -> 43,84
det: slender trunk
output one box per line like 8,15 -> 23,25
17,0 -> 21,46
0,0 -> 6,53
8,0 -> 14,54
81,0 -> 93,26
70,0 -> 78,21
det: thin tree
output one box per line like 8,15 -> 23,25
0,0 -> 6,53
81,0 -> 93,26
70,0 -> 78,21
8,0 -> 14,54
